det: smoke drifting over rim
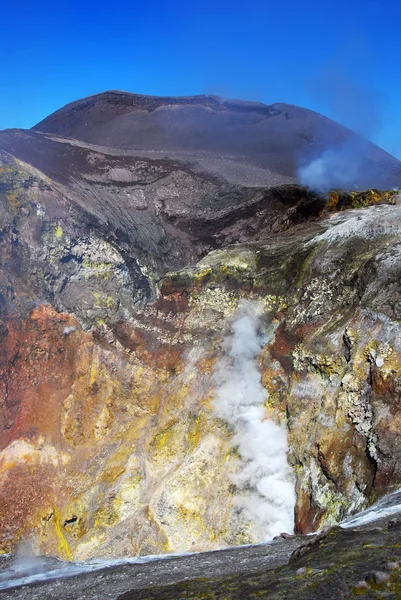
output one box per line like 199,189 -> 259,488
212,301 -> 295,539
297,62 -> 390,192
298,138 -> 370,192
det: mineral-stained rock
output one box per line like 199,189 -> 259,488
2,93 -> 401,560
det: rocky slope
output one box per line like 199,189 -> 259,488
2,492 -> 401,599
1,93 -> 401,562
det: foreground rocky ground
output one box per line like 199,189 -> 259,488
124,519 -> 401,600
2,494 -> 401,599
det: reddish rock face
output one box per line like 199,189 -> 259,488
0,306 -> 79,551
0,292 -> 242,557
0,306 -> 79,448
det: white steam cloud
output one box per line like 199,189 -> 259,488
212,302 -> 295,539
298,141 -> 363,192
298,61 -> 385,192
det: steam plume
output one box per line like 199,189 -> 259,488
298,138 -> 366,192
298,63 -> 385,192
212,302 -> 295,539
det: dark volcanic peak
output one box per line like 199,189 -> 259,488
32,90 -> 307,130
30,91 -> 401,190
32,90 -> 288,143
31,91 -> 320,162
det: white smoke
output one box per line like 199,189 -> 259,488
298,63 -> 385,193
298,144 -> 362,192
212,301 -> 295,539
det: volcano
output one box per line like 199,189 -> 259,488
1,92 -> 401,569
30,91 -> 401,188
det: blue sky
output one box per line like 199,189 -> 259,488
1,0 -> 401,157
